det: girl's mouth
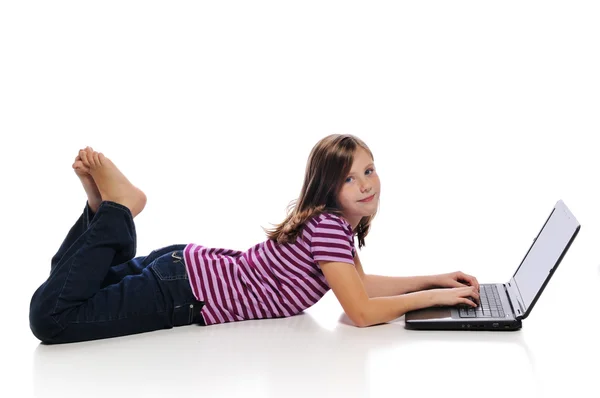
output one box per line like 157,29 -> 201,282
358,194 -> 375,203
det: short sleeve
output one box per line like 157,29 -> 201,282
311,215 -> 355,265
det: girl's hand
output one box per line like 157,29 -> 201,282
430,286 -> 480,307
433,271 -> 480,292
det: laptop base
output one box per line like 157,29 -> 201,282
405,317 -> 522,331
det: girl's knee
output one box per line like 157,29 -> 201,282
29,289 -> 62,344
29,309 -> 60,344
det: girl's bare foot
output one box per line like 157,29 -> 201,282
72,148 -> 102,213
79,147 -> 147,218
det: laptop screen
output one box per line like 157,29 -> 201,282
512,200 -> 579,310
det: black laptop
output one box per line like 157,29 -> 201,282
405,200 -> 580,331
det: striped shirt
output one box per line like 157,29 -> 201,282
183,213 -> 356,325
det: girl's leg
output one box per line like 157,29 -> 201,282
100,244 -> 187,287
30,148 -> 205,343
50,203 -> 94,273
53,147 -> 109,272
53,246 -> 205,344
30,201 -> 137,341
30,202 -> 203,344
49,203 -> 135,276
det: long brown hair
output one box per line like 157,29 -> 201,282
264,134 -> 376,249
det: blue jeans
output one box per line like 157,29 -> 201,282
29,201 -> 205,344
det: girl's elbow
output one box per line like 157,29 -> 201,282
350,317 -> 368,328
355,321 -> 369,328
350,309 -> 369,328
344,299 -> 371,327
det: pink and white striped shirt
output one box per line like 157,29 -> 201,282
183,213 -> 356,325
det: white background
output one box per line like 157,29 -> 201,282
1,2 -> 599,397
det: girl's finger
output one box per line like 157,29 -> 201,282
470,287 -> 480,304
461,298 -> 477,307
452,280 -> 466,288
463,274 -> 480,290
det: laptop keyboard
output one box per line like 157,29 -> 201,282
458,284 -> 506,318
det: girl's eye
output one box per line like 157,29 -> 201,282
365,168 -> 374,176
345,176 -> 354,183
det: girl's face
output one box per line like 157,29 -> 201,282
337,147 -> 380,229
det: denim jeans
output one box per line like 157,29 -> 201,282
29,201 -> 205,344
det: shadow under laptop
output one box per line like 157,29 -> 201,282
32,312 -> 538,398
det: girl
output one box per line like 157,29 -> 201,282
29,134 -> 480,344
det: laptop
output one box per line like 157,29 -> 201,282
405,199 -> 580,331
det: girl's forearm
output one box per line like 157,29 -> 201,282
359,290 -> 435,327
364,274 -> 437,297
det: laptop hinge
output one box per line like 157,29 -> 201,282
505,278 -> 526,319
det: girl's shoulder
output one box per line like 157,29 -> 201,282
310,212 -> 354,236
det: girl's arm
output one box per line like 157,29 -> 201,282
354,253 -> 436,297
320,258 -> 479,327
364,274 -> 435,297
